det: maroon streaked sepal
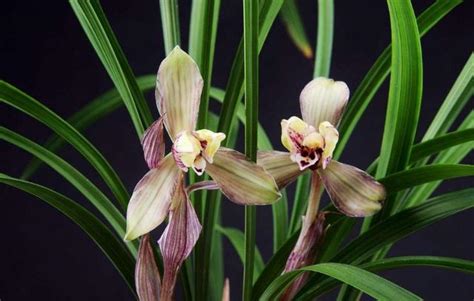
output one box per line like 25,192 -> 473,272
135,234 -> 161,301
158,177 -> 202,301
142,117 -> 165,169
318,160 -> 385,217
257,150 -> 304,189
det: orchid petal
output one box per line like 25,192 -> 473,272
194,129 -> 226,163
156,46 -> 203,139
141,117 -> 165,169
187,180 -> 220,194
300,77 -> 349,128
318,160 -> 385,217
125,154 -> 181,241
257,150 -> 304,189
135,234 -> 161,301
281,212 -> 326,301
172,131 -> 201,172
318,121 -> 339,169
159,178 -> 202,301
206,148 -> 282,205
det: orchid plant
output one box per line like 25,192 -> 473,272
1,0 -> 473,301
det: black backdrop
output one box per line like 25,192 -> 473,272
1,0 -> 473,300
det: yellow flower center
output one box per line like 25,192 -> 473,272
173,129 -> 226,175
281,116 -> 338,170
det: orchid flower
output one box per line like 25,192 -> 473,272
125,46 -> 281,300
258,77 -> 386,299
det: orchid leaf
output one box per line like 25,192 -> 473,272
0,127 -> 137,256
261,263 -> 421,300
69,0 -> 153,136
0,81 -> 129,211
297,256 -> 474,298
423,53 -> 473,141
297,189 -> 474,299
379,164 -> 474,194
279,0 -> 313,58
0,174 -> 136,295
313,0 -> 334,78
160,0 -> 181,53
335,0 -> 462,160
216,226 -> 265,282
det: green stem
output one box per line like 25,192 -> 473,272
243,0 -> 259,299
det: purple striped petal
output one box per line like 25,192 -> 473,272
318,160 -> 385,217
257,150 -> 304,189
141,117 -> 165,169
158,177 -> 202,300
300,77 -> 349,128
124,154 -> 181,241
156,46 -> 203,139
281,212 -> 326,301
187,180 -> 220,194
135,234 -> 161,301
206,148 -> 282,205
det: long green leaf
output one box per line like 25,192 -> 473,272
160,0 -> 181,53
0,174 -> 136,295
0,127 -> 137,256
335,0 -> 462,160
262,263 -> 421,300
423,53 -> 473,141
375,0 -> 423,218
216,226 -> 265,281
313,0 -> 334,78
301,256 -> 474,298
297,189 -> 474,299
379,164 -> 474,194
69,0 -> 153,136
0,81 -> 129,211
279,0 -> 313,58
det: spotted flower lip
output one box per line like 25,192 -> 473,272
125,46 -> 281,300
258,77 -> 385,217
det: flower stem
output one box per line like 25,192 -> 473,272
305,171 -> 323,223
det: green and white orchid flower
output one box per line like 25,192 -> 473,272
125,46 -> 281,301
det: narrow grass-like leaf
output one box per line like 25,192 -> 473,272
0,127 -> 137,256
404,111 -> 474,208
313,0 -> 334,78
379,164 -> 474,194
367,128 -> 474,174
242,0 -> 259,298
216,226 -> 265,281
297,189 -> 474,299
423,53 -> 473,141
69,0 -> 153,136
300,256 -> 474,298
261,263 -> 421,300
160,0 -> 181,53
279,0 -> 313,58
0,81 -> 129,211
335,0 -> 462,160
0,174 -> 136,294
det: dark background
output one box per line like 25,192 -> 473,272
1,0 -> 473,300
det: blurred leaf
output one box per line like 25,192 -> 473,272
279,0 -> 313,58
69,0 -> 153,136
0,127 -> 137,256
261,263 -> 421,300
0,81 -> 129,211
0,174 -> 136,295
298,189 -> 474,299
216,226 -> 265,282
